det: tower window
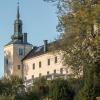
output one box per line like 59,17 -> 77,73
55,56 -> 57,63
48,59 -> 50,65
18,65 -> 20,70
6,59 -> 8,65
19,48 -> 24,56
33,63 -> 35,70
39,61 -> 41,68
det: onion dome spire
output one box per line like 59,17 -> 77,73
11,1 -> 23,42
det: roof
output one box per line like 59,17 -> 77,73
22,40 -> 59,61
5,41 -> 32,47
22,46 -> 44,60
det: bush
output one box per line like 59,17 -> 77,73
49,78 -> 75,100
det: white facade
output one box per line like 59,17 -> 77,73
23,53 -> 66,81
4,44 -> 14,76
4,43 -> 32,77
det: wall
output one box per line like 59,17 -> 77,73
4,43 -> 33,78
4,44 -> 14,77
23,52 -> 69,81
13,44 -> 33,77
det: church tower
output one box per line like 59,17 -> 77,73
4,4 -> 33,78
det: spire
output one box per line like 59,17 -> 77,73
11,0 -> 23,42
17,1 -> 20,20
14,1 -> 22,34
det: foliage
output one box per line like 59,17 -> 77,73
49,78 -> 75,100
0,75 -> 23,95
0,76 -> 84,100
0,95 -> 15,100
14,91 -> 41,100
33,77 -> 49,99
0,76 -> 27,100
44,0 -> 100,99
67,78 -> 83,94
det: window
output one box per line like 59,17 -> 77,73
33,63 -> 35,70
6,58 -> 8,65
39,61 -> 41,68
54,70 -> 56,74
25,77 -> 27,80
60,68 -> 63,74
39,73 -> 42,77
47,71 -> 49,75
32,75 -> 34,79
55,56 -> 57,63
48,59 -> 50,65
19,48 -> 24,56
18,65 -> 20,70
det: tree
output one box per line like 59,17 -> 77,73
49,78 -> 74,100
0,76 -> 23,99
33,77 -> 49,100
44,0 -> 100,99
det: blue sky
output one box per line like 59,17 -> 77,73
0,0 -> 58,77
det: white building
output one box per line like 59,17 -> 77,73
4,5 -> 33,78
4,5 -> 71,86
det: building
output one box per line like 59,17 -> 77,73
4,5 -> 71,86
4,5 -> 33,78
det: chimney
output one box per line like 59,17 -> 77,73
44,40 -> 48,52
23,33 -> 27,43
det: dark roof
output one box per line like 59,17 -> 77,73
5,41 -> 32,47
22,40 -> 59,61
23,46 -> 44,60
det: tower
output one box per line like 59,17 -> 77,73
4,4 -> 33,78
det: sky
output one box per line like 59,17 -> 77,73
0,0 -> 58,77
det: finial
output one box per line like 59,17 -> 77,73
17,0 -> 20,8
17,0 -> 19,6
17,0 -> 20,19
